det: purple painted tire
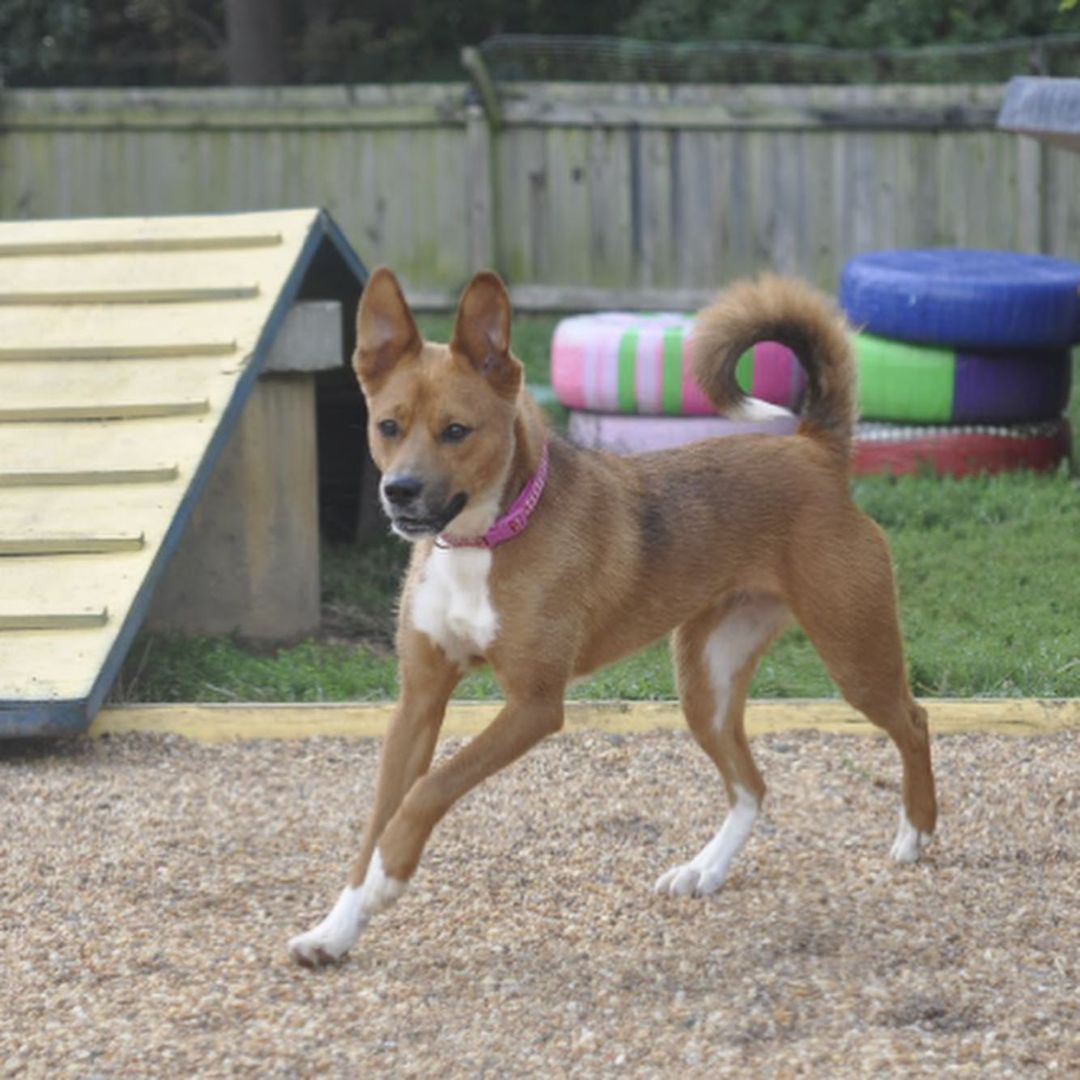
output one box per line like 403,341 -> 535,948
567,408 -> 799,455
854,333 -> 1072,424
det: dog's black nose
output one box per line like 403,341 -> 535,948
383,475 -> 422,506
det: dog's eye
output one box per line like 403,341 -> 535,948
378,419 -> 400,438
440,423 -> 471,444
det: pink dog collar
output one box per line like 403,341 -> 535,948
438,441 -> 550,550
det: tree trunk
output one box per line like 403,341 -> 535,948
224,0 -> 287,85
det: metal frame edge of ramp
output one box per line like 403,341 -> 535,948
0,209 -> 368,737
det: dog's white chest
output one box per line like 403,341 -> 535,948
410,546 -> 498,665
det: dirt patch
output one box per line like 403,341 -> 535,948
2,728 -> 1076,1076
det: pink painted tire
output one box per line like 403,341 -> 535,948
853,419 -> 1072,477
551,312 -> 806,416
568,408 -> 799,455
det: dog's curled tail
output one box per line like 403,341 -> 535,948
691,274 -> 856,455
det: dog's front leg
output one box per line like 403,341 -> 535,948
291,691 -> 563,967
288,637 -> 460,968
375,692 -> 565,886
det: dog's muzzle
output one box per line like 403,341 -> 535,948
380,476 -> 467,540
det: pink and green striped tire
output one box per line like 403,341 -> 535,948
551,312 -> 806,416
853,419 -> 1071,477
855,333 -> 1072,424
567,408 -> 799,455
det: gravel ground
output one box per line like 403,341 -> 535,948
2,727 -> 1077,1078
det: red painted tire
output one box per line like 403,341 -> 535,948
568,408 -> 799,454
853,419 -> 1071,477
551,312 -> 805,415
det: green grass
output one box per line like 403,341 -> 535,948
114,636 -> 400,703
114,349 -> 1080,705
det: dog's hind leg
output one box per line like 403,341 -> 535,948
656,596 -> 789,898
787,516 -> 937,863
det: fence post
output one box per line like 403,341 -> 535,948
464,103 -> 496,271
461,47 -> 500,272
1016,136 -> 1045,254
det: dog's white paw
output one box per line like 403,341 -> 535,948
288,923 -> 361,968
654,861 -> 729,898
656,787 -> 759,899
288,852 -> 407,968
288,886 -> 368,968
890,809 -> 933,864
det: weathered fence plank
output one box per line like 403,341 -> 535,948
1,82 -> 1074,308
1044,146 -> 1080,257
465,104 -> 495,270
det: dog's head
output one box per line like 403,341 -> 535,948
353,267 -> 523,542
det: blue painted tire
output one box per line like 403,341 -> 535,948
840,249 -> 1080,349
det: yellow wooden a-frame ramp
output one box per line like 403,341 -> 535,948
0,209 -> 367,736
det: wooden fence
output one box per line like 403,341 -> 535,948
1,82 -> 1076,310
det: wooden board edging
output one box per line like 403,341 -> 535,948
88,699 -> 1080,744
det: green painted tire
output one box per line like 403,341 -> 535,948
854,333 -> 1071,424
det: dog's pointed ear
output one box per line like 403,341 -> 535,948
451,271 -> 522,400
354,267 -> 421,389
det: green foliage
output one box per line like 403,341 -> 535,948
0,0 -> 223,86
0,0 -> 91,81
294,0 -> 641,83
3,0 -> 1077,85
620,0 -> 1076,48
0,0 -> 639,86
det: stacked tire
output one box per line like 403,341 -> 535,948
840,250 -> 1077,477
552,312 -> 803,453
552,251 -> 1077,476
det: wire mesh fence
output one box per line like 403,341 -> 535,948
478,33 -> 1080,85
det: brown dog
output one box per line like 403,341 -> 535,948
288,269 -> 936,967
